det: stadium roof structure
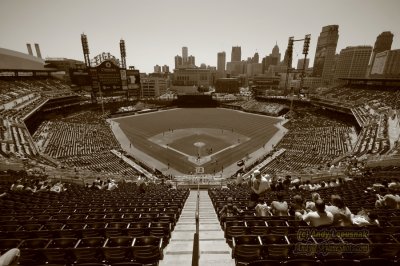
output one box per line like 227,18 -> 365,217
339,77 -> 400,86
0,47 -> 46,70
339,77 -> 400,82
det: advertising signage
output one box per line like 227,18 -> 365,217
89,60 -> 140,93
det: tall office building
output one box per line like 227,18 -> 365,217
368,31 -> 394,75
174,55 -> 183,69
262,56 -> 279,73
271,43 -> 281,63
162,65 -> 169,73
188,55 -> 195,66
297,58 -> 310,70
252,52 -> 259,64
231,46 -> 241,62
217,52 -> 226,72
335,46 -> 372,79
154,65 -> 161,73
312,25 -> 339,82
281,48 -> 292,68
182,47 -> 188,64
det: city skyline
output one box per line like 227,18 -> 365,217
0,0 -> 399,73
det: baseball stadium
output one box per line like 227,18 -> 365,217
0,34 -> 400,266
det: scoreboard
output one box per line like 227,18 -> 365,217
89,60 -> 141,95
90,60 -> 122,92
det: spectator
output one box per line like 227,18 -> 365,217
375,193 -> 400,209
24,182 -> 36,193
249,170 -> 270,208
50,181 -> 64,193
352,209 -> 380,227
302,199 -> 334,227
37,181 -> 49,192
283,175 -> 292,190
107,179 -> 118,191
305,192 -> 321,212
326,195 -> 353,226
10,180 -> 24,191
0,248 -> 20,266
219,197 -> 243,221
388,180 -> 400,192
290,194 -> 306,220
270,191 -> 289,216
255,198 -> 271,217
235,172 -> 244,186
90,181 -> 100,190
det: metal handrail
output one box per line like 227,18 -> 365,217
192,178 -> 200,266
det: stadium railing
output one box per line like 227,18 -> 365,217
192,179 -> 200,266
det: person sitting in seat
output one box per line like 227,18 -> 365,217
305,192 -> 321,212
302,199 -> 334,227
326,195 -> 353,226
0,248 -> 20,266
375,193 -> 400,209
255,198 -> 271,217
290,194 -> 307,221
270,191 -> 289,216
352,209 -> 380,227
219,197 -> 243,222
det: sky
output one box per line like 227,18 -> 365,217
0,0 -> 399,73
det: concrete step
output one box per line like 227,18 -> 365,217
160,190 -> 234,266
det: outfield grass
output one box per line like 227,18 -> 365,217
114,108 -> 281,175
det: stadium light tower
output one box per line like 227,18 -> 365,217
285,34 -> 311,118
299,34 -> 311,94
81,34 -> 90,67
120,39 -> 127,69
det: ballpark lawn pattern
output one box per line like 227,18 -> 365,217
115,108 -> 280,174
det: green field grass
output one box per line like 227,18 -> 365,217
114,108 -> 281,174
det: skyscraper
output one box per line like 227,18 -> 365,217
154,64 -> 161,73
312,25 -> 339,82
271,43 -> 281,62
174,55 -> 183,69
297,58 -> 310,70
188,55 -> 195,66
182,47 -> 188,64
335,46 -> 372,79
252,52 -> 259,64
262,56 -> 279,73
368,31 -> 394,75
162,65 -> 169,73
231,46 -> 241,62
217,52 -> 226,72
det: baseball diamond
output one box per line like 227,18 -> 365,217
113,108 -> 282,175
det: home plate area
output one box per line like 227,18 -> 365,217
148,128 -> 250,166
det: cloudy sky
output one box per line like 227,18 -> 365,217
0,0 -> 399,73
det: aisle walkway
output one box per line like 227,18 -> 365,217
160,190 -> 234,266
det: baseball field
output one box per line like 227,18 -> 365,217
113,108 -> 282,175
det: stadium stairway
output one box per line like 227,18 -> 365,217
160,190 -> 235,266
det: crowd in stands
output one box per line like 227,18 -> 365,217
33,111 -> 141,177
225,99 -> 288,116
0,78 -> 78,160
258,106 -> 354,175
0,172 -> 188,265
313,85 -> 400,110
211,167 -> 400,265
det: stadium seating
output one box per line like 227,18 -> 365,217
0,180 -> 189,265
